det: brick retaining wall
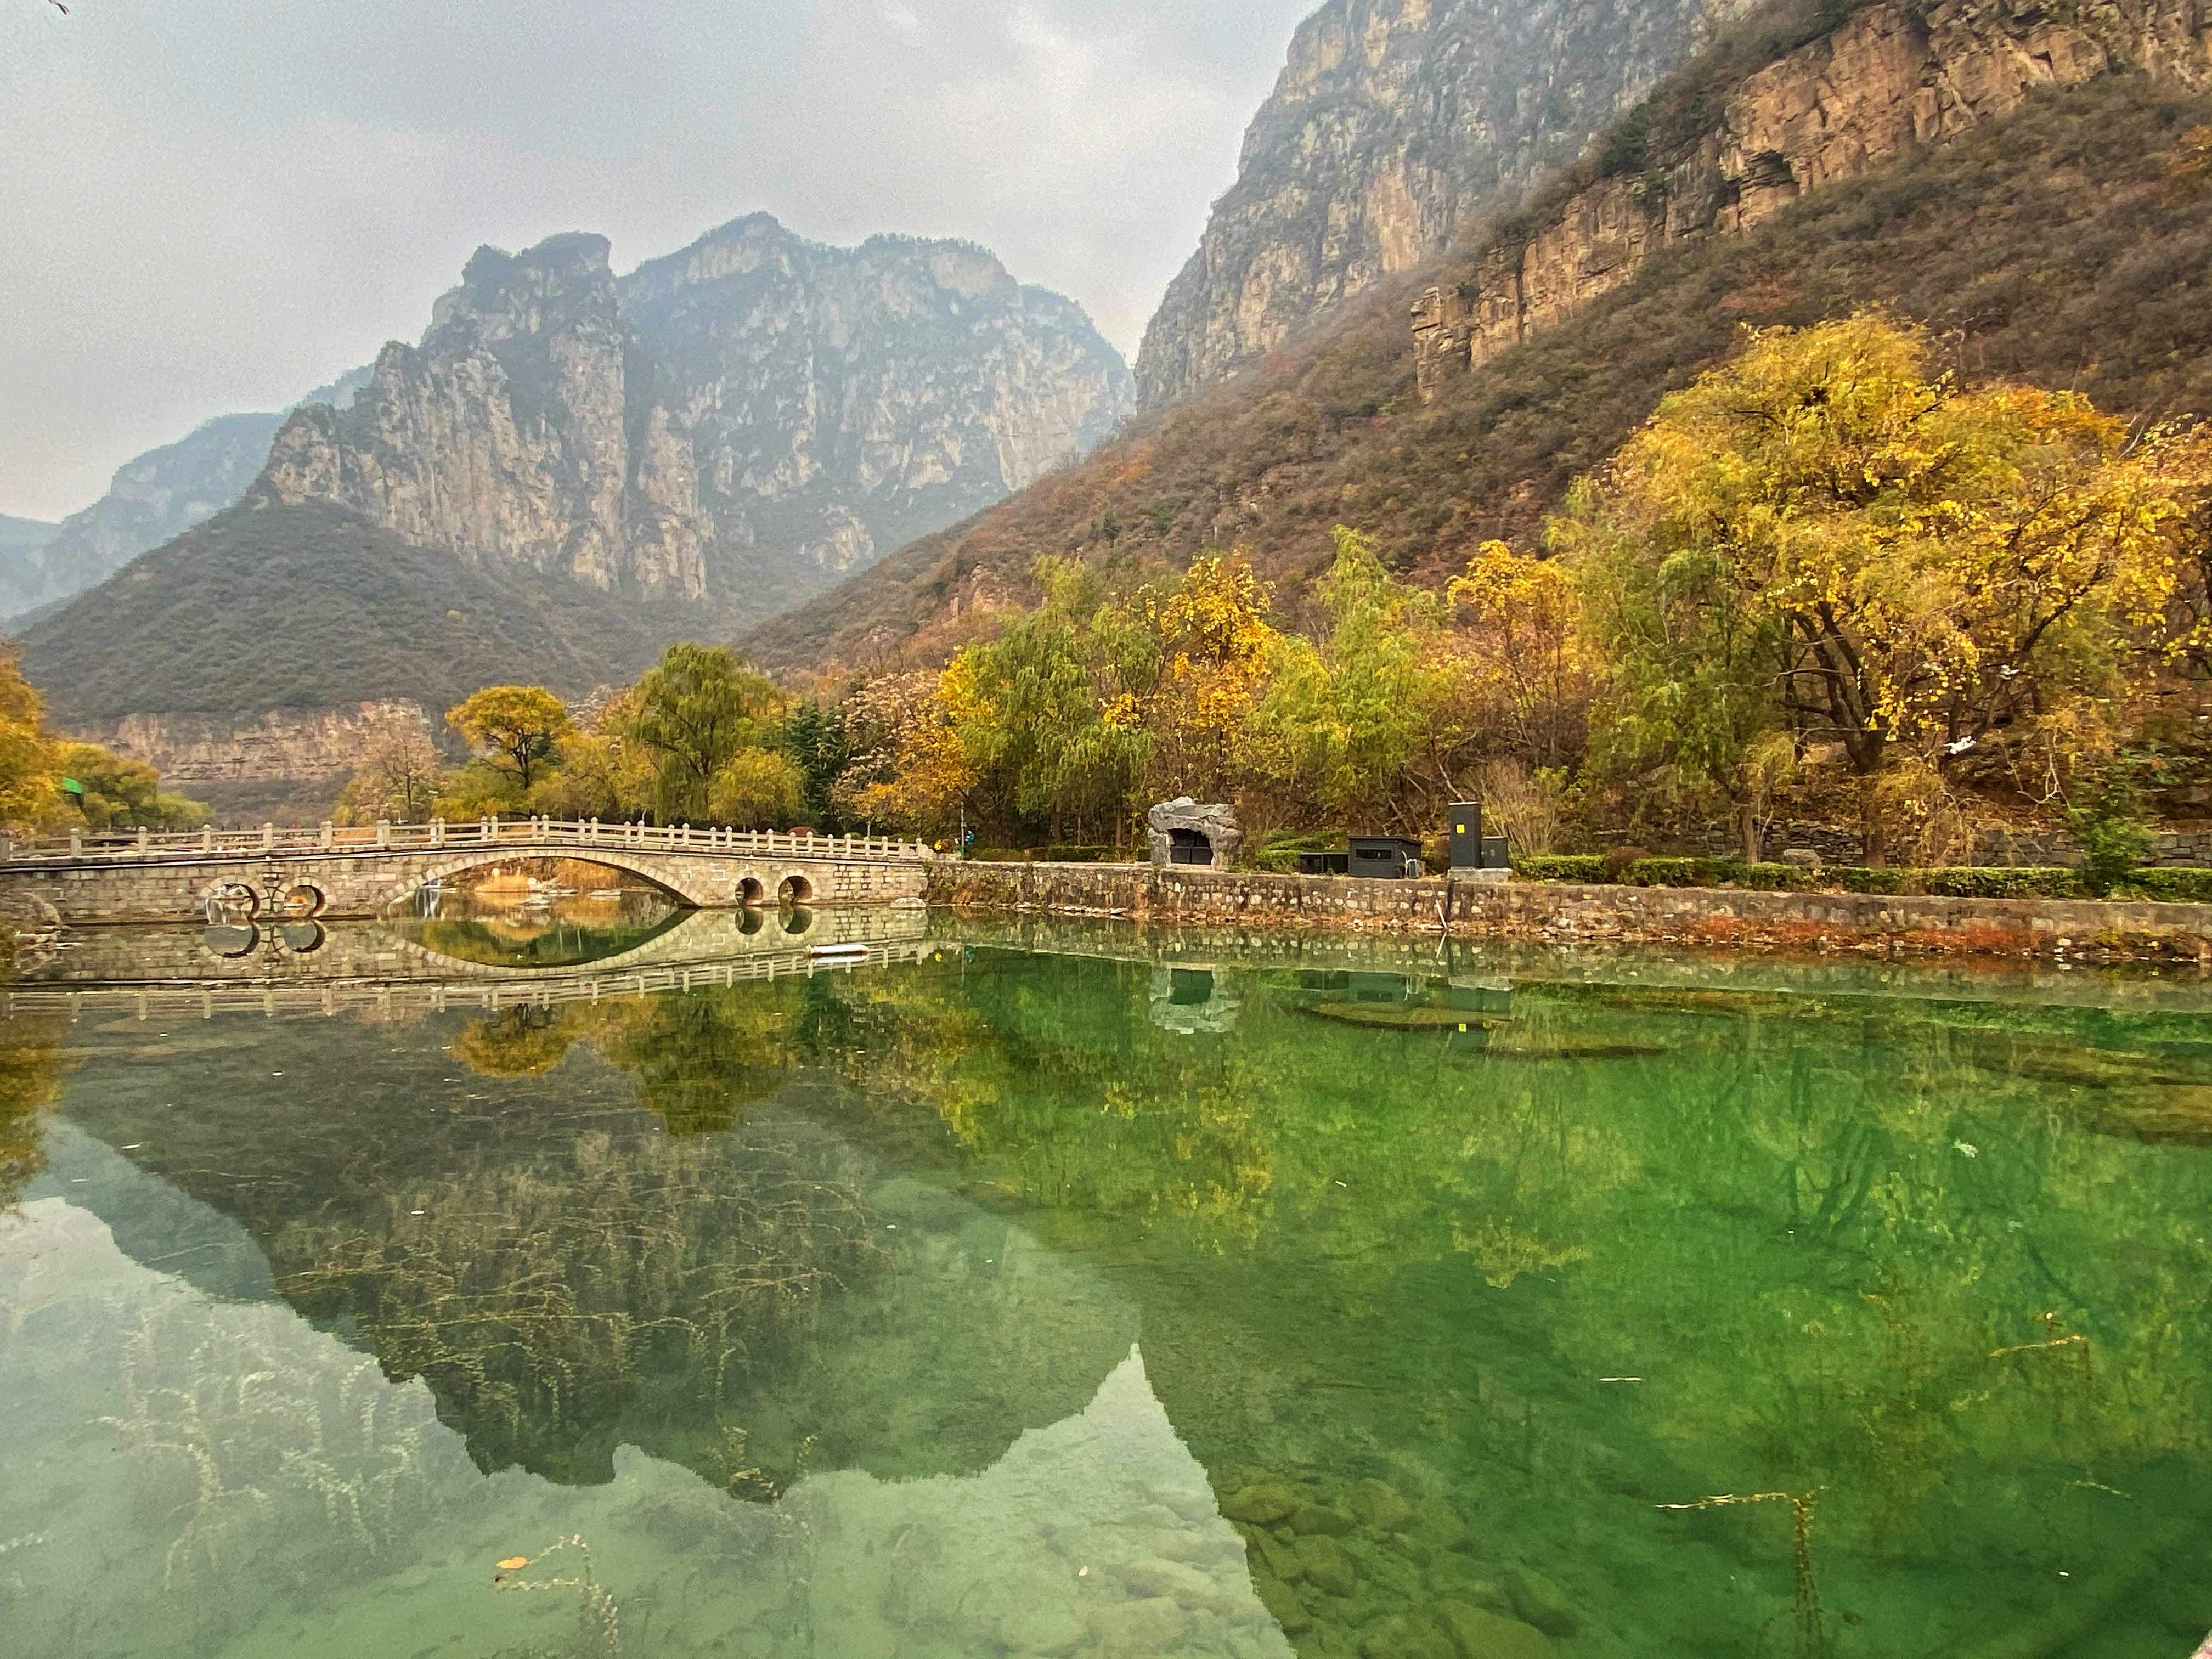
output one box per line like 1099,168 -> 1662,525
928,862 -> 2212,963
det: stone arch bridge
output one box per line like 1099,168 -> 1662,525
0,818 -> 934,927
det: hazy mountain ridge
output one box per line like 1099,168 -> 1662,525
252,214 -> 1133,625
0,368 -> 369,625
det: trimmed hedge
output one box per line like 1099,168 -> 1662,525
2123,867 -> 2212,904
1040,844 -> 1118,864
1510,858 -> 2117,899
1513,854 -> 1610,883
1919,867 -> 2083,899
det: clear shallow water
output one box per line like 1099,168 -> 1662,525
3,918 -> 2210,1659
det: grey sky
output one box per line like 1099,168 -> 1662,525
0,0 -> 1317,521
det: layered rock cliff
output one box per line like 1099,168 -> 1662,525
1133,0 -> 1757,407
254,217 -> 1132,617
1413,0 -> 2212,396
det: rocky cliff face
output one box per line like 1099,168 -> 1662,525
1414,0 -> 2212,395
255,217 -> 1132,617
1133,0 -> 1756,407
100,702 -> 435,789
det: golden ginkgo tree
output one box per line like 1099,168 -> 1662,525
1556,313 -> 2211,863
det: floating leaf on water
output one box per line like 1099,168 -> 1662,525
498,1556 -> 530,1571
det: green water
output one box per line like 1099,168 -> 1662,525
3,920 -> 2210,1659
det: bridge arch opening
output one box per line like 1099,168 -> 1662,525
205,881 -> 260,922
386,854 -> 698,917
737,877 -> 766,908
778,873 -> 814,906
782,907 -> 815,937
283,884 -> 327,919
201,923 -> 259,960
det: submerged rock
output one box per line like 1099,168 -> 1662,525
1295,1533 -> 1359,1597
1222,1480 -> 1302,1525
1504,1565 -> 1579,1636
1437,1601 -> 1558,1658
1290,1499 -> 1357,1537
1347,1477 -> 1413,1531
1251,1571 -> 1311,1633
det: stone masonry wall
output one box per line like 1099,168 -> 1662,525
928,861 -> 2212,963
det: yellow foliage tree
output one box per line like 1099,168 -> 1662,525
0,651 -> 60,833
1448,540 -> 1595,771
1553,314 -> 2205,861
447,685 -> 573,792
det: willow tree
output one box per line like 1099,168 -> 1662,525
1553,314 -> 2205,864
622,645 -> 785,824
1251,527 -> 1477,834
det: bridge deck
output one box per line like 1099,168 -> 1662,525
0,817 -> 930,869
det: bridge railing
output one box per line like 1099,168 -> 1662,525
0,817 -> 935,867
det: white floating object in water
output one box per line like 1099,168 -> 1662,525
1955,1141 -> 1979,1159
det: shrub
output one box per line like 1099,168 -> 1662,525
1739,862 -> 1815,890
1515,854 -> 1610,883
1252,830 -> 1341,874
1602,844 -> 1652,881
1621,857 -> 1726,887
1829,866 -> 1916,894
1037,844 -> 1118,864
2122,867 -> 2212,904
2066,766 -> 2157,897
1920,867 -> 2083,899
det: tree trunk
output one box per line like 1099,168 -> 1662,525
1860,779 -> 1887,868
1740,801 -> 1763,865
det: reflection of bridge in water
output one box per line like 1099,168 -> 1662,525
5,905 -> 935,1022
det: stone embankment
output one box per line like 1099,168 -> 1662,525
929,862 -> 2212,963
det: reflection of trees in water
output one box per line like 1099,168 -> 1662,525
690,961 -> 2212,1649
0,1012 -> 71,1210
273,1127 -> 884,1483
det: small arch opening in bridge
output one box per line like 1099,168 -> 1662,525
206,882 -> 259,923
778,874 -> 814,906
278,921 -> 326,955
201,924 -> 259,960
782,908 -> 815,937
737,877 -> 766,908
282,884 -> 327,919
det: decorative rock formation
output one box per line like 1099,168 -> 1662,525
1147,798 -> 1242,870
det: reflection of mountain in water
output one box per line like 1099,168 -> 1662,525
4,1164 -> 1288,1659
39,974 -> 1139,1492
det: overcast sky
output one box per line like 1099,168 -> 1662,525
0,0 -> 1318,522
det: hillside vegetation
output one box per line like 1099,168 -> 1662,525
20,504 -> 683,723
747,72 -> 2212,672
